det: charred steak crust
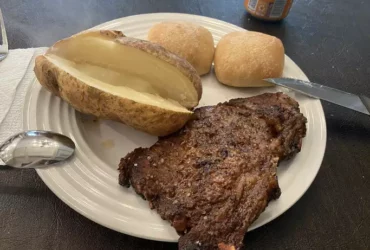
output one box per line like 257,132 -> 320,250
119,93 -> 307,250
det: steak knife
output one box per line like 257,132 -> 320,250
264,78 -> 370,116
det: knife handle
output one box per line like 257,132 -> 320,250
359,95 -> 370,115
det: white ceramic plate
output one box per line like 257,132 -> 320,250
24,13 -> 326,242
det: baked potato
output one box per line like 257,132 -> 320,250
34,30 -> 202,136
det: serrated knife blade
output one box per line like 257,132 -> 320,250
264,78 -> 370,116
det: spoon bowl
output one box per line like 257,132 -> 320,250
0,130 -> 75,168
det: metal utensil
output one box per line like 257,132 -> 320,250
0,8 -> 8,61
0,131 -> 75,169
264,78 -> 370,116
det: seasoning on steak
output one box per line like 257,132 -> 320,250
119,92 -> 307,250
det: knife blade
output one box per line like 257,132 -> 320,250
264,78 -> 370,116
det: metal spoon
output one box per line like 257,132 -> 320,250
0,130 -> 75,169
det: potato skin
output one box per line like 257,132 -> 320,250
34,55 -> 193,136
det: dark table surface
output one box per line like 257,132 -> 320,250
1,0 -> 370,249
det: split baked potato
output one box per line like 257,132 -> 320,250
34,30 -> 202,136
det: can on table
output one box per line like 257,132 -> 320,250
244,0 -> 294,21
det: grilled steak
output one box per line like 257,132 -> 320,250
119,93 -> 307,250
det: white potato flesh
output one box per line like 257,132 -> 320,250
46,35 -> 199,111
46,55 -> 191,113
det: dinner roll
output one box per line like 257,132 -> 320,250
214,31 -> 284,87
148,22 -> 215,76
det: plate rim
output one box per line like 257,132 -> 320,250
24,13 -> 327,242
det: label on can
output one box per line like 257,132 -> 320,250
248,0 -> 259,11
269,0 -> 287,17
245,0 -> 293,20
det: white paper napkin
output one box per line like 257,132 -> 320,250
0,48 -> 47,144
